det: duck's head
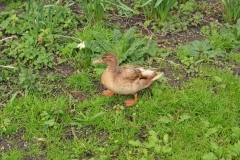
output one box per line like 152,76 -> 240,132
93,53 -> 118,67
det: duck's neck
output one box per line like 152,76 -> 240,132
106,63 -> 118,72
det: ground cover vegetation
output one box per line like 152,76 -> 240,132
0,0 -> 240,159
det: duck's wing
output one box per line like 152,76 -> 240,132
116,66 -> 142,80
116,66 -> 163,82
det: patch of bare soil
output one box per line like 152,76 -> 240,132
1,130 -> 25,152
0,129 -> 46,159
230,63 -> 240,76
0,2 -> 6,11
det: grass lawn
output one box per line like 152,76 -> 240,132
1,0 -> 240,159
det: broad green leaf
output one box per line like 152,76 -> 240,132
232,127 -> 240,138
145,139 -> 156,148
213,76 -> 222,83
162,145 -> 172,153
210,142 -> 219,151
44,119 -> 55,126
201,119 -> 210,128
93,68 -> 105,76
205,127 -> 219,137
178,114 -> 191,123
128,140 -> 142,147
149,130 -> 157,136
112,29 -> 122,43
116,0 -> 133,12
163,134 -> 169,144
158,116 -> 172,124
147,40 -> 158,56
122,27 -> 136,41
217,84 -> 226,89
19,76 -> 26,84
236,18 -> 240,35
93,33 -> 112,52
232,141 -> 240,155
154,144 -> 161,153
202,152 -> 218,160
85,40 -> 105,53
148,135 -> 158,143
0,18 -> 11,29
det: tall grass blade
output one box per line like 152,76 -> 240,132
154,0 -> 163,8
141,0 -> 153,7
9,91 -> 19,105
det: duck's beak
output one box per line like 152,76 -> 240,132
93,58 -> 103,64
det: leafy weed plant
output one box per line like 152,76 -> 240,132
80,0 -> 105,22
141,0 -> 177,22
201,21 -> 240,52
150,0 -> 203,34
78,0 -> 134,22
106,0 -> 134,17
128,130 -> 172,158
63,24 -> 159,68
0,0 -> 80,69
83,27 -> 159,64
18,68 -> 42,91
221,0 -> 240,24
177,20 -> 240,71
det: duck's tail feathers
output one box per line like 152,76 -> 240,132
138,68 -> 155,77
152,72 -> 164,81
138,67 -> 164,81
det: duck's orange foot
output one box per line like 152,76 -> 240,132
125,99 -> 136,106
125,93 -> 138,106
103,90 -> 114,96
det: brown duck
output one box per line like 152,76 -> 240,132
93,53 -> 163,106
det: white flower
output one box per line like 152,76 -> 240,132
77,42 -> 85,49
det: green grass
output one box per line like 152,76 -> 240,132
66,71 -> 94,93
1,66 -> 240,159
221,0 -> 240,24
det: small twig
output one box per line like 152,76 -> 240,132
0,35 -> 18,42
111,11 -> 127,18
146,34 -> 153,48
71,127 -> 79,140
137,22 -> 154,48
0,65 -> 16,69
138,22 -> 153,35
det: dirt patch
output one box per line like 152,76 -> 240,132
53,63 -> 75,77
0,129 -> 26,152
231,64 -> 240,76
68,90 -> 85,102
93,80 -> 106,94
0,2 -> 6,12
0,129 -> 47,159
